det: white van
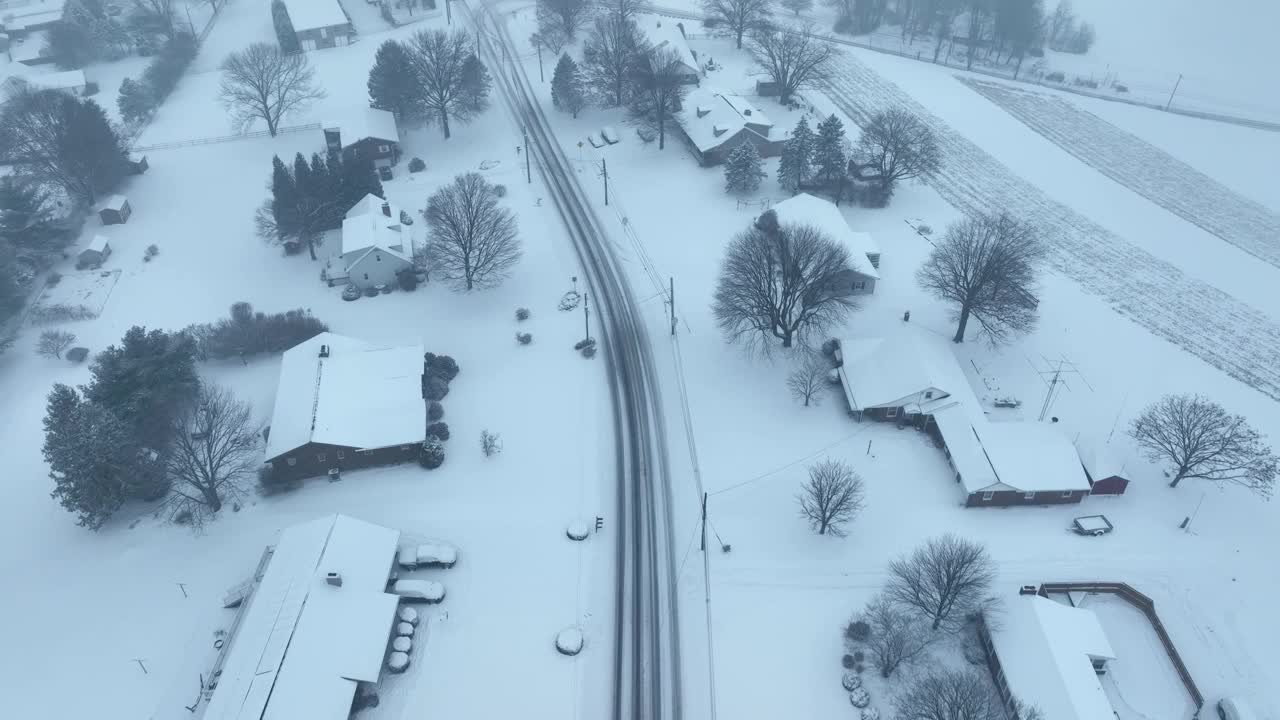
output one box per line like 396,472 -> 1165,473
1216,698 -> 1258,720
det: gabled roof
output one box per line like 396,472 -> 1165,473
644,18 -> 698,75
345,193 -> 401,226
989,595 -> 1116,720
341,213 -> 405,258
771,193 -> 881,278
282,0 -> 350,32
264,333 -> 426,460
18,69 -> 85,91
678,86 -> 773,153
1075,436 -> 1130,481
836,330 -> 981,413
325,108 -> 399,146
203,514 -> 401,720
99,195 -> 128,211
85,235 -> 109,253
976,422 -> 1092,493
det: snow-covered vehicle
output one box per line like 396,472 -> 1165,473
1216,697 -> 1258,720
392,579 -> 445,603
1071,514 -> 1114,536
397,542 -> 459,569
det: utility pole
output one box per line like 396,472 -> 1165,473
700,492 -> 719,720
700,492 -> 707,551
669,277 -> 676,336
599,158 -> 609,205
583,292 -> 590,342
446,0 -> 451,25
522,127 -> 531,184
133,658 -> 149,675
537,42 -> 544,82
1166,73 -> 1183,111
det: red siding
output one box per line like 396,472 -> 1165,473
965,489 -> 1088,507
1088,475 -> 1129,495
268,441 -> 419,481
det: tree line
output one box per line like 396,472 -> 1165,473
255,152 -> 384,259
48,0 -> 205,68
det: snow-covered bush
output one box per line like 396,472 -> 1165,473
424,376 -> 449,401
860,708 -> 880,720
821,338 -> 839,358
842,654 -> 855,669
845,619 -> 870,642
849,688 -> 870,708
516,307 -> 531,321
582,344 -> 597,358
408,157 -> 426,173
398,606 -> 419,625
493,184 -> 507,198
398,269 -> 419,291
427,354 -> 460,381
396,622 -> 414,636
556,626 -> 584,656
574,337 -> 595,351
428,401 -> 444,422
481,430 -> 501,457
842,671 -> 862,691
387,651 -> 410,673
392,636 -> 412,653
566,520 -> 590,540
257,464 -> 300,495
516,332 -> 533,345
558,291 -> 581,311
426,421 -> 450,441
420,437 -> 445,469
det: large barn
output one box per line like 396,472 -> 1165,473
264,333 -> 427,481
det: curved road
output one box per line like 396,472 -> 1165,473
466,4 -> 683,719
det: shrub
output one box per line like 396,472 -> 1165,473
516,307 -> 530,321
363,285 -> 379,297
516,332 -> 532,345
342,284 -> 362,300
849,688 -> 870,708
145,244 -> 159,258
845,620 -> 870,643
47,271 -> 63,286
429,354 -> 460,381
574,337 -> 595,351
821,338 -> 839,358
558,291 -> 581,311
1114,83 -> 1129,93
408,157 -> 426,173
855,662 -> 864,674
842,654 -> 855,669
186,304 -> 328,360
581,344 -> 597,358
426,421 -> 450,441
842,671 -> 862,691
480,429 -> 501,457
352,690 -> 380,712
398,269 -> 419,291
257,464 -> 300,495
29,303 -> 97,325
419,436 -> 445,469
427,401 -> 444,421
1045,71 -> 1066,82
174,508 -> 193,525
424,375 -> 450,401
493,184 -> 507,198
83,81 -> 100,96
861,708 -> 880,720
853,650 -> 865,662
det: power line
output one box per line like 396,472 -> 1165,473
710,423 -> 877,497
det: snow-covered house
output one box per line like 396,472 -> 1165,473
980,593 -> 1116,720
7,29 -> 53,65
323,109 -> 401,169
264,333 -> 427,481
835,330 -> 1093,506
8,69 -> 87,95
676,87 -> 782,166
77,235 -> 110,268
281,0 -> 353,50
97,195 -> 131,225
769,193 -> 880,294
202,514 -> 402,720
643,18 -> 699,83
1074,437 -> 1131,495
323,194 -> 414,290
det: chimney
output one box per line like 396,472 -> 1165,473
319,344 -> 330,358
381,201 -> 391,217
326,572 -> 343,587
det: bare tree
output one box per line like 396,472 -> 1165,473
781,0 -> 814,15
1129,394 -> 1277,497
253,195 -> 342,260
37,330 -> 77,359
219,43 -> 324,136
627,47 -> 689,150
797,459 -> 864,535
582,14 -> 649,107
748,23 -> 833,104
164,384 -> 260,524
1046,0 -> 1073,43
537,0 -> 590,41
916,212 -> 1044,344
863,593 -> 932,678
407,29 -> 492,139
128,0 -> 183,40
703,0 -> 772,49
851,107 -> 941,197
601,0 -> 641,22
713,213 -> 859,350
787,352 -> 828,406
425,173 -> 522,291
895,668 -> 1007,720
886,534 -> 996,632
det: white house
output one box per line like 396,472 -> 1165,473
644,18 -> 699,83
769,193 -> 880,294
202,514 -> 402,720
323,194 -> 414,290
676,87 -> 781,165
982,594 -> 1117,720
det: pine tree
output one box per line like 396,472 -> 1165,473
116,77 -> 154,123
85,326 -> 199,449
0,177 -> 64,258
339,156 -> 385,211
368,39 -> 420,121
813,113 -> 848,189
551,53 -> 587,118
0,241 -> 24,323
271,0 -> 301,54
2,89 -> 129,204
269,155 -> 299,240
778,116 -> 815,194
43,384 -> 134,530
293,152 -> 314,201
724,142 -> 765,194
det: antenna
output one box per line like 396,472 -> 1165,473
1030,354 -> 1090,422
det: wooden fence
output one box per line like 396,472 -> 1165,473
1037,581 -> 1205,711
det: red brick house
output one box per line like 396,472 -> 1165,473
264,333 -> 427,481
676,87 -> 783,166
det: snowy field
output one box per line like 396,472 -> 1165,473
0,6 -> 617,720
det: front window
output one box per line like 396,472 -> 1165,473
1023,491 -> 1035,500
885,407 -> 898,418
287,457 -> 296,466
379,144 -> 390,153
1061,490 -> 1073,498
317,453 -> 326,462
981,491 -> 994,501
337,450 -> 345,459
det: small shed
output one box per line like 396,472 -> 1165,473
1076,437 -> 1130,495
98,195 -> 131,225
77,235 -> 111,268
127,154 -> 149,175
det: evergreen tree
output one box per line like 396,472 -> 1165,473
724,141 -> 765,194
551,53 -> 587,118
813,113 -> 848,190
293,152 -> 314,201
777,116 -> 815,194
116,77 -> 155,123
43,384 -> 134,529
0,177 -> 64,259
309,153 -> 344,228
271,0 -> 301,54
368,40 -> 420,121
339,156 -> 384,210
0,241 -> 24,323
85,326 -> 199,449
269,155 -> 298,240
1,89 -> 129,204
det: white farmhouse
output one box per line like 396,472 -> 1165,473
323,194 -> 414,290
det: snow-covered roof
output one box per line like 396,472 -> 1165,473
644,18 -> 698,75
325,107 -> 399,146
988,595 -> 1116,720
977,422 -> 1092,493
264,333 -> 426,460
99,195 -> 127,211
771,193 -> 881,278
6,30 -> 49,63
281,0 -> 349,32
932,403 -> 1000,492
1074,436 -> 1129,481
203,514 -> 401,720
836,330 -> 982,414
678,86 -> 772,153
85,235 -> 108,253
341,213 -> 406,259
21,69 -> 85,91
345,193 -> 401,225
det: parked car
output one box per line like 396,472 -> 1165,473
397,542 -> 459,569
1217,698 -> 1258,720
392,579 -> 445,604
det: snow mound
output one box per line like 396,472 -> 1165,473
396,622 -> 415,637
566,520 -> 590,541
387,651 -> 410,673
849,688 -> 870,708
555,626 -> 584,656
398,607 -> 419,625
861,708 -> 880,720
392,636 -> 412,653
842,671 -> 862,691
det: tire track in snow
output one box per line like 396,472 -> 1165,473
958,77 -> 1280,269
819,56 -> 1280,402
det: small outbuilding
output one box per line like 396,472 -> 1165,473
77,235 -> 111,268
98,195 -> 131,225
127,154 -> 149,175
1075,437 -> 1131,495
